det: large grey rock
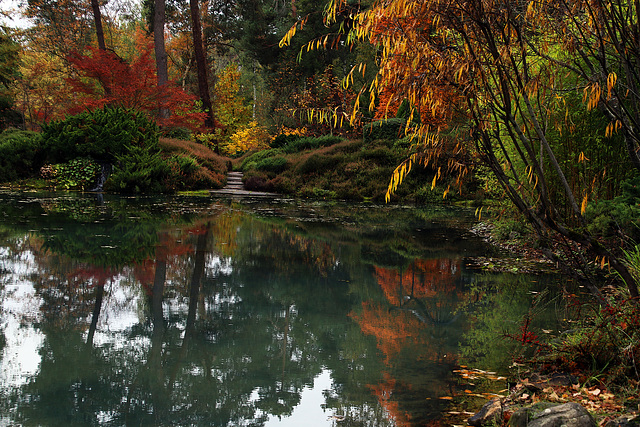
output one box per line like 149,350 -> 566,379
509,402 -> 596,427
468,398 -> 503,427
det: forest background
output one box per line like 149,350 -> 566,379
0,0 -> 640,403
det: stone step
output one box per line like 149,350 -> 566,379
225,172 -> 244,190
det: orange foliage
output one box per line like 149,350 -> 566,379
368,373 -> 412,427
375,258 -> 462,306
351,301 -> 427,363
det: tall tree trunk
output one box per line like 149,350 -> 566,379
189,0 -> 215,128
90,0 -> 106,51
90,0 -> 110,96
86,284 -> 104,346
154,0 -> 170,120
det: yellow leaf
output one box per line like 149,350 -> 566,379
581,194 -> 588,214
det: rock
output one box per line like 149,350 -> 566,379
468,398 -> 503,427
604,416 -> 640,427
508,402 -> 596,427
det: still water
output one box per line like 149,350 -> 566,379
0,192 -> 565,426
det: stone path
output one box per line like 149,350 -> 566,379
225,171 -> 245,191
210,171 -> 276,197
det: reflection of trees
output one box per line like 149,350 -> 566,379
0,193 -> 525,426
350,258 -> 469,426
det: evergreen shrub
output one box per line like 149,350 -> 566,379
295,154 -> 336,175
281,135 -> 342,154
105,145 -> 170,194
271,133 -> 302,149
41,106 -> 159,163
240,149 -> 283,171
255,156 -> 289,173
363,118 -> 406,143
0,130 -> 43,182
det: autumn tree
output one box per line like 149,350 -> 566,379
66,32 -> 207,131
25,0 -> 95,59
213,63 -> 251,152
283,0 -> 639,297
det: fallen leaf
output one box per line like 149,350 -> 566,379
588,389 -> 602,396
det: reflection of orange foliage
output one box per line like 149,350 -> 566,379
68,265 -> 119,287
350,302 -> 425,363
375,259 -> 461,306
133,230 -> 194,293
211,212 -> 242,258
368,372 -> 412,427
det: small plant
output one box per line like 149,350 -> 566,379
41,158 -> 101,190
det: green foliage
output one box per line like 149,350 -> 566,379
280,135 -> 343,154
0,95 -> 23,130
240,149 -> 284,171
41,158 -> 101,190
547,293 -> 640,387
271,133 -> 302,148
41,106 -> 159,164
363,118 -> 406,143
492,216 -> 531,241
0,130 -> 43,182
395,99 -> 421,125
172,154 -> 200,174
167,154 -> 224,190
105,145 -> 170,194
360,147 -> 398,166
162,127 -> 192,140
255,156 -> 289,173
295,153 -> 336,175
585,176 -> 640,240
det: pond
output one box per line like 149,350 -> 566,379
0,191 -> 567,426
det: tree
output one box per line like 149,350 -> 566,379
283,0 -> 639,297
0,28 -> 22,129
188,0 -> 215,128
89,0 -> 106,50
214,63 -> 252,152
24,0 -> 95,59
541,0 -> 640,174
65,32 -> 207,131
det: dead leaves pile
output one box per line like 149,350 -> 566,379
443,367 -> 638,427
511,380 -> 632,425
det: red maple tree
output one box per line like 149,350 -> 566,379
66,34 -> 209,132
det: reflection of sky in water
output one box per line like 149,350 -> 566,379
0,250 -> 44,390
259,369 -> 338,427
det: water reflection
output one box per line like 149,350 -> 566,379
0,192 -> 562,426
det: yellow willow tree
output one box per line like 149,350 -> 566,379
282,0 -> 639,297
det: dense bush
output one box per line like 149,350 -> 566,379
295,154 -> 337,175
271,133 -> 302,148
41,106 -> 159,164
585,176 -> 640,241
105,145 -> 171,194
0,130 -> 43,182
240,149 -> 284,171
280,135 -> 343,154
363,118 -> 406,143
167,154 -> 224,190
255,156 -> 289,173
